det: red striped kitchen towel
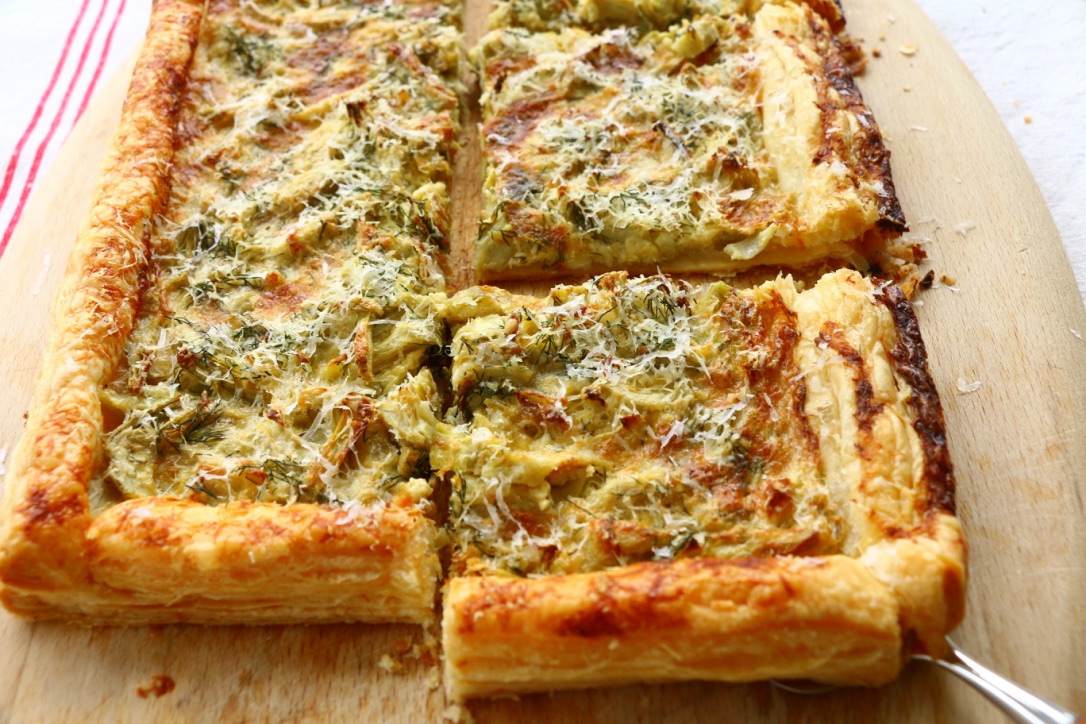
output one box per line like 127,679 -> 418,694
0,0 -> 152,261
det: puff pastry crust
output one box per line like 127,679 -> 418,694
0,0 -> 461,624
437,270 -> 965,698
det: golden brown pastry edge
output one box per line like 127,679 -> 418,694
442,556 -> 905,699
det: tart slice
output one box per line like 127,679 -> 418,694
435,269 -> 965,698
0,0 -> 461,624
474,2 -> 905,281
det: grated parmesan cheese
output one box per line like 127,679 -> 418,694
89,0 -> 460,512
474,4 -> 896,278
438,274 -> 845,578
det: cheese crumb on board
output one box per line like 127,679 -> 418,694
954,222 -> 977,238
956,378 -> 982,394
31,251 -> 52,297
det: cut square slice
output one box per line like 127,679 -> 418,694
0,0 -> 462,623
435,270 -> 964,698
474,3 -> 905,281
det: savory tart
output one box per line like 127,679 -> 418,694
436,270 -> 965,698
0,0 -> 462,624
0,0 -> 968,705
473,1 -> 905,281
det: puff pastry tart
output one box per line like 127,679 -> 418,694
435,270 -> 965,698
0,0 -> 968,703
0,0 -> 462,624
473,1 -> 906,281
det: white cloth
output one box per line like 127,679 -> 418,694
1,0 -> 1083,302
0,0 -> 152,255
917,0 -> 1086,303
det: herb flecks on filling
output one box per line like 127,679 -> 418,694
94,0 -> 461,510
437,273 -> 846,578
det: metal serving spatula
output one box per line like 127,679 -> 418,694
772,638 -> 1080,724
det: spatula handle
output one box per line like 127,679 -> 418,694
918,638 -> 1080,724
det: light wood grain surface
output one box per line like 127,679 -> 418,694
1,0 -> 1084,721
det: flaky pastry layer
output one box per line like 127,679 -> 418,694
444,556 -> 902,699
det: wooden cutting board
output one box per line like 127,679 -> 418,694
1,0 -> 1083,721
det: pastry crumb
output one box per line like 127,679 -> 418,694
956,378 -> 982,394
378,654 -> 404,674
940,274 -> 957,286
872,48 -> 882,58
903,84 -> 912,92
404,627 -> 440,667
443,704 -> 476,723
136,675 -> 176,699
1024,115 -> 1033,124
898,43 -> 917,56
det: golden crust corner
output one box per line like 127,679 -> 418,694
859,513 -> 967,656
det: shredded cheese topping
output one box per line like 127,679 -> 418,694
488,0 -> 752,32
436,273 -> 845,577
93,0 -> 461,511
474,2 -> 893,279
